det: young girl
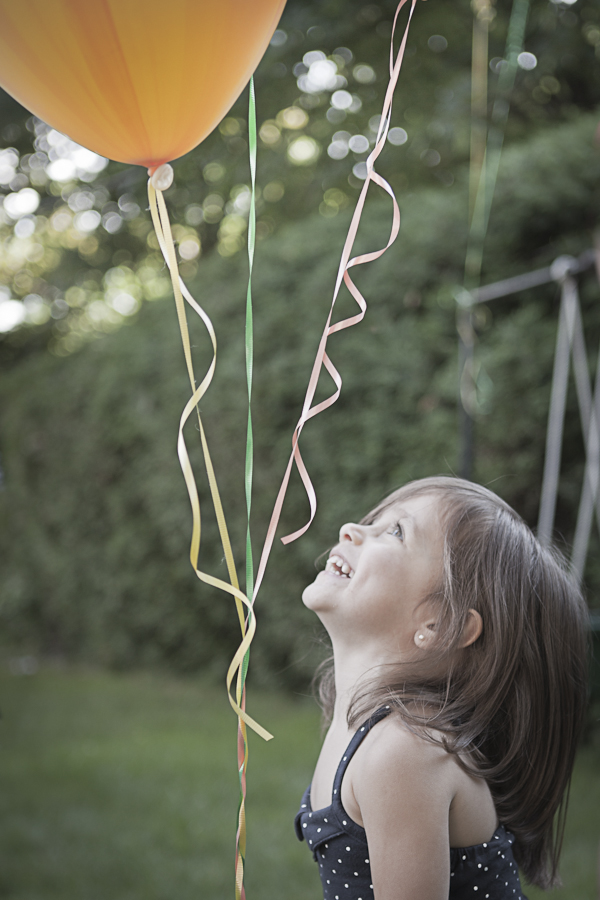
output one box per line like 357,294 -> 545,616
295,476 -> 589,900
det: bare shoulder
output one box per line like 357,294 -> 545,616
347,713 -> 460,816
354,714 -> 458,785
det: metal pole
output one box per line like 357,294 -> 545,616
459,0 -> 496,479
457,295 -> 476,479
538,265 -> 578,545
457,0 -> 532,480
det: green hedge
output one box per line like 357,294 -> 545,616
1,111 -> 599,688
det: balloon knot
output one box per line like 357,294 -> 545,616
148,163 -> 174,192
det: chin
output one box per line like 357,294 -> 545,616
302,576 -> 331,613
302,573 -> 336,616
301,580 -> 319,610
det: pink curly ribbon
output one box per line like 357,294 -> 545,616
254,0 -> 418,598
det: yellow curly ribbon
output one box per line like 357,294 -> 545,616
147,181 -> 273,744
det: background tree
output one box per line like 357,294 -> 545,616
0,0 -> 599,690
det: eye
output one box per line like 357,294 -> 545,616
388,521 -> 404,540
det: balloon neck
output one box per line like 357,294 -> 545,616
148,163 -> 174,191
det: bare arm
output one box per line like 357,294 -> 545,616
349,719 -> 455,900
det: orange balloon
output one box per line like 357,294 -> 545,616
0,0 -> 285,167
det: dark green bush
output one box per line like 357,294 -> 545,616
1,111 -> 599,688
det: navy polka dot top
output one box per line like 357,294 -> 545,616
295,707 -> 527,900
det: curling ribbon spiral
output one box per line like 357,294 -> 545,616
253,0 -> 419,599
146,176 -> 272,752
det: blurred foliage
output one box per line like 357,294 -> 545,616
0,0 -> 600,354
0,109 -> 599,686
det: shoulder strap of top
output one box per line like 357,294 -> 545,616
331,705 -> 392,800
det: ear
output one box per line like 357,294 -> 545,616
413,620 -> 437,650
460,609 -> 483,648
414,610 -> 483,650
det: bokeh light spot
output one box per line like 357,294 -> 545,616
50,210 -> 72,232
428,35 -> 448,53
3,188 -> 40,218
388,127 -> 408,146
110,292 -> 140,316
103,213 -> 123,233
0,299 -> 26,332
263,181 -> 285,203
185,205 -> 204,226
517,52 -> 538,70
333,47 -> 353,64
277,107 -> 309,130
14,216 -> 36,238
348,135 -> 369,153
353,64 -> 376,83
203,193 -> 224,223
421,149 -> 441,167
203,161 -> 226,183
23,293 -> 50,325
219,118 -> 241,137
540,75 -> 560,94
0,148 -> 18,185
303,50 -> 326,66
298,59 -> 341,93
259,121 -> 281,145
74,210 -> 101,233
287,136 -> 321,165
331,90 -> 353,110
328,140 -> 349,160
46,159 -> 76,182
270,29 -> 287,46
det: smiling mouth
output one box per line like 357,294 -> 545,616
325,554 -> 355,579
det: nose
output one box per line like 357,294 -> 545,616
339,522 -> 365,544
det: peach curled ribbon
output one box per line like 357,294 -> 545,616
253,0 -> 419,599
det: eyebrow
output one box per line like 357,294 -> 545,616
374,507 -> 418,531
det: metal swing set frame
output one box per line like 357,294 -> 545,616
456,0 -> 600,615
470,247 -> 600,597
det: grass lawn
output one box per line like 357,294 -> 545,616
0,665 -> 597,900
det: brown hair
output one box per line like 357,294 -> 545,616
316,476 -> 589,889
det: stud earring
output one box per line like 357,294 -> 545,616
418,634 -> 424,641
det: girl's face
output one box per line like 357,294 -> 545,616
302,492 -> 444,653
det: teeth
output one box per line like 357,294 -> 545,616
325,554 -> 354,579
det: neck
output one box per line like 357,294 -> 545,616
329,636 -> 395,728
